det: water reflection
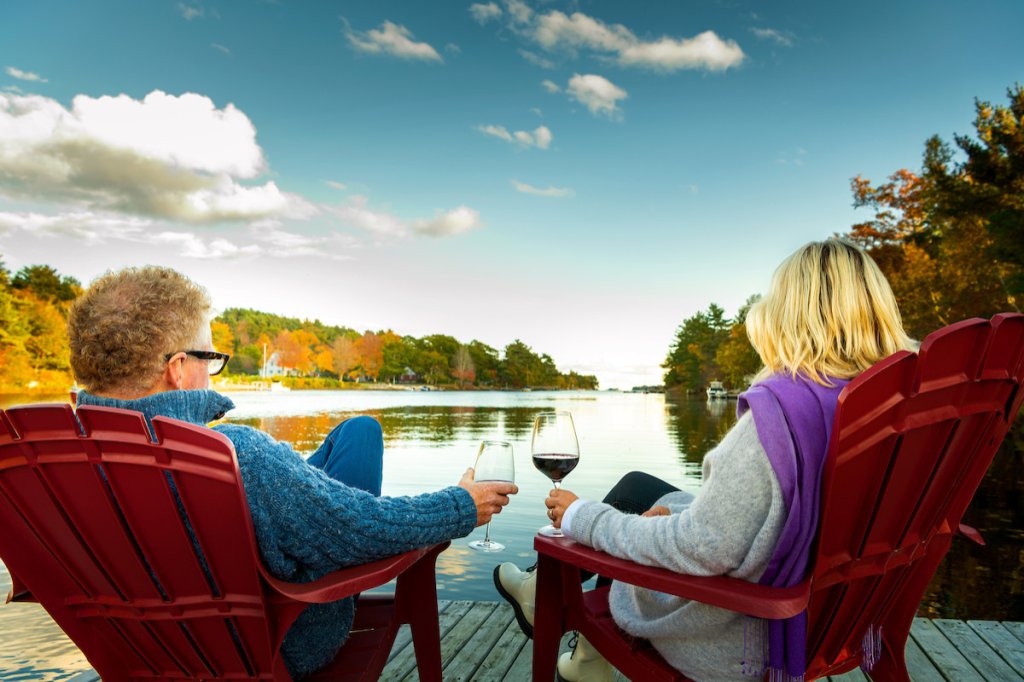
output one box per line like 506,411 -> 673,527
663,395 -> 736,468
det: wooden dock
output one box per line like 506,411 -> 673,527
62,601 -> 1024,681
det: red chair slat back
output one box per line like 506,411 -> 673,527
805,314 -> 1024,677
0,404 -> 275,680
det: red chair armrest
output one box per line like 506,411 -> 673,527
535,535 -> 809,620
262,542 -> 448,604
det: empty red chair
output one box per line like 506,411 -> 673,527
0,404 -> 447,681
533,313 -> 1024,681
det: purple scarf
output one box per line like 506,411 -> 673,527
737,374 -> 847,682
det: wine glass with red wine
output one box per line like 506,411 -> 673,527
531,411 -> 580,537
468,440 -> 516,552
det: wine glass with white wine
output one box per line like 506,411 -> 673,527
468,440 -> 516,552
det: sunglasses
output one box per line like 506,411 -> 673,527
164,350 -> 231,376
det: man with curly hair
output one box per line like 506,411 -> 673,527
67,266 -> 518,679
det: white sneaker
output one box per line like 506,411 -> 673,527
493,563 -> 536,638
556,633 -> 614,682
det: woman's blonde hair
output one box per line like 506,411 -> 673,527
746,239 -> 915,385
68,266 -> 212,394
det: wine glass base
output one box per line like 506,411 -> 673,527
469,539 -> 505,552
538,524 -> 564,537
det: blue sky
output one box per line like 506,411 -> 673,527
1,0 -> 1022,388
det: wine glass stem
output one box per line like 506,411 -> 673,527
483,523 -> 491,543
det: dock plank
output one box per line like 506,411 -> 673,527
904,629 -> 945,682
1005,621 -> 1024,646
933,618 -> 1023,681
967,620 -> 1024,678
910,617 -> 985,681
403,601 -> 498,681
443,604 -> 517,681
470,618 -> 529,682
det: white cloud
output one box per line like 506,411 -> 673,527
248,221 -> 357,259
469,2 -> 502,24
476,5 -> 744,73
751,27 -> 794,47
567,74 -> 627,119
0,91 -> 309,223
151,231 -> 261,259
412,206 -> 482,237
0,210 -> 149,242
324,196 -> 482,238
325,180 -> 348,191
534,11 -> 632,53
345,20 -> 443,62
530,107 -> 543,117
541,79 -> 561,93
5,67 -> 47,83
616,31 -> 745,71
445,43 -> 461,55
512,180 -> 573,197
477,124 -> 552,149
519,49 -> 555,69
327,195 -> 407,235
0,210 -> 359,260
504,0 -> 534,25
177,3 -> 203,20
211,43 -> 231,56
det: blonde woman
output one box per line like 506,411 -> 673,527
495,239 -> 915,682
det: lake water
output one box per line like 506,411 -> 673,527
1,389 -> 1021,679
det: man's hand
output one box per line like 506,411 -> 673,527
459,468 -> 519,527
544,487 -> 579,529
641,505 -> 671,518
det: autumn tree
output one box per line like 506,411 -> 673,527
845,84 -> 1024,337
211,321 -> 235,354
331,335 -> 360,380
453,344 -> 476,387
274,330 -> 313,373
355,332 -> 385,380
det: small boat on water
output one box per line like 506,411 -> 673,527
706,381 -> 728,400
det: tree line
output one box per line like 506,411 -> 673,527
663,84 -> 1023,393
0,266 -> 598,392
215,307 -> 598,389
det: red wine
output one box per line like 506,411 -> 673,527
532,453 -> 579,482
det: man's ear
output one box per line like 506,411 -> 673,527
163,354 -> 185,389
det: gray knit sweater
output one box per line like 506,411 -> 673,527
567,412 -> 784,682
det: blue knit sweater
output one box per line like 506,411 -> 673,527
75,389 -> 477,678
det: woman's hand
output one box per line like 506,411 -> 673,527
459,468 -> 519,527
641,505 -> 671,518
544,487 -> 579,528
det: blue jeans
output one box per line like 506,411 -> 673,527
306,416 -> 384,496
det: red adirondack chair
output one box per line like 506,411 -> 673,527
533,313 -> 1024,681
0,403 -> 448,681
